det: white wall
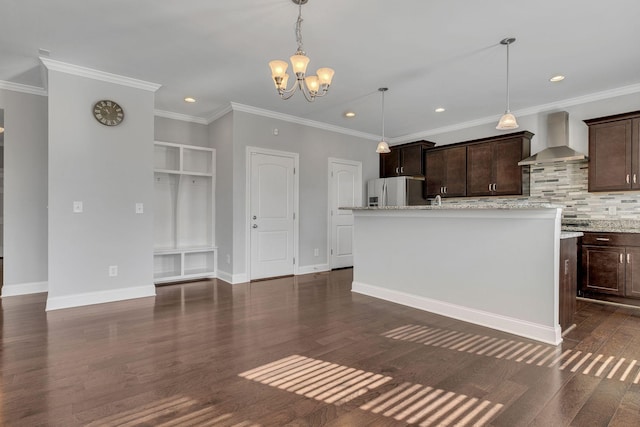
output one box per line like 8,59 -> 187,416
230,111 -> 379,277
0,89 -> 48,296
209,112 -> 234,281
46,69 -> 156,310
154,116 -> 209,147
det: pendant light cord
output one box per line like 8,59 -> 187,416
381,90 -> 385,141
505,41 -> 510,112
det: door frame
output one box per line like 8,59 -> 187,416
327,157 -> 362,270
245,146 -> 300,281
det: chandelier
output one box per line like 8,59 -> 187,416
268,0 -> 335,102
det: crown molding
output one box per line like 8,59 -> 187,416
229,102 -> 379,141
154,109 -> 208,125
0,80 -> 47,97
40,58 -> 161,92
393,82 -> 640,143
206,104 -> 233,123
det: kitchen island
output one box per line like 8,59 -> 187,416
349,203 -> 564,345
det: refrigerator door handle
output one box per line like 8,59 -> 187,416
382,180 -> 387,207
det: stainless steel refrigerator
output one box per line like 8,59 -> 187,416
367,176 -> 427,207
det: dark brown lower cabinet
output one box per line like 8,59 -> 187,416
559,237 -> 578,331
581,232 -> 640,299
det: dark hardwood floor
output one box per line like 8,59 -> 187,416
2,268 -> 640,426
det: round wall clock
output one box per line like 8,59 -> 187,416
92,100 -> 124,126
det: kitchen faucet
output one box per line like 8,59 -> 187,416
434,195 -> 442,206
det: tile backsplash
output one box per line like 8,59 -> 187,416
528,161 -> 640,219
438,160 -> 640,220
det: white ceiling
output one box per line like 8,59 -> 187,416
2,0 -> 639,141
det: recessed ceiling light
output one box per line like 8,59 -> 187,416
435,107 -> 446,113
344,111 -> 356,118
184,97 -> 196,103
549,75 -> 565,82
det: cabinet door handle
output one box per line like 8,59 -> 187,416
596,237 -> 610,241
620,253 -> 624,263
395,167 -> 399,174
628,253 -> 631,264
492,183 -> 497,191
634,174 -> 637,184
401,166 -> 404,173
626,174 -> 630,184
488,184 -> 492,192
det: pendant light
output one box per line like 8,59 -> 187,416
375,88 -> 391,154
496,37 -> 519,130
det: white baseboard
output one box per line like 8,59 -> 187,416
297,264 -> 331,275
1,281 -> 48,297
352,281 -> 562,345
216,269 -> 248,285
45,285 -> 156,311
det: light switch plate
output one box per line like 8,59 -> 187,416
135,203 -> 144,214
73,201 -> 83,213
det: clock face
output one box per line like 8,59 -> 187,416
93,100 -> 124,126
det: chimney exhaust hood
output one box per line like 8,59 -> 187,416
518,111 -> 587,166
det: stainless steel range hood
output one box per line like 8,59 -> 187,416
518,111 -> 587,166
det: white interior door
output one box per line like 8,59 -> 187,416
329,159 -> 362,269
250,152 -> 295,280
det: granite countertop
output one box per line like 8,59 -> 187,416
560,231 -> 583,239
347,202 -> 562,211
562,219 -> 640,234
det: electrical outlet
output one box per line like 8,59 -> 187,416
108,265 -> 118,277
135,203 -> 144,214
73,201 -> 83,213
609,206 -> 617,215
314,248 -> 319,257
226,254 -> 231,264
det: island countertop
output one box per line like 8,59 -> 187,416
345,202 -> 562,211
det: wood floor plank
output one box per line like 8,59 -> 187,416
2,268 -> 640,425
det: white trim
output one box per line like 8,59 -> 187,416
327,158 -> 362,269
40,58 -> 161,92
0,80 -> 47,97
393,82 -> 640,144
231,102 -> 378,141
45,285 -> 156,311
207,105 -> 234,123
155,109 -> 208,125
216,269 -> 249,285
245,146 -> 300,281
352,281 -> 562,345
296,264 -> 331,275
1,281 -> 48,297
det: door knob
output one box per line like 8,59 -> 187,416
252,215 -> 257,220
252,224 -> 258,228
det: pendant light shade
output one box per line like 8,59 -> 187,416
496,37 -> 519,130
375,88 -> 391,154
376,140 -> 390,153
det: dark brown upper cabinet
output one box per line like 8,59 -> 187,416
466,131 -> 532,197
424,146 -> 467,198
584,111 -> 640,192
379,140 -> 435,178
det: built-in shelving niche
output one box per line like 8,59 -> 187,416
153,141 -> 216,283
